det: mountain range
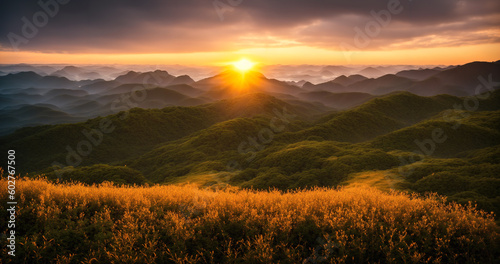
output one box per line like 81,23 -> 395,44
1,61 -> 498,136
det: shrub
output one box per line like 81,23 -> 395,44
45,164 -> 146,185
1,178 -> 497,263
413,172 -> 471,195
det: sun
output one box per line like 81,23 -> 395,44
232,58 -> 255,73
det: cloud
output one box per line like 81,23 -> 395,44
0,0 -> 498,53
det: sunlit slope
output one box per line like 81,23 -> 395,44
0,178 -> 497,263
341,170 -> 405,191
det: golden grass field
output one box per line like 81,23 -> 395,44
1,177 -> 499,263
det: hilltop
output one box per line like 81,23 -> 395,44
0,178 -> 497,263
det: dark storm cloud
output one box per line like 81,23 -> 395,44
0,0 -> 498,53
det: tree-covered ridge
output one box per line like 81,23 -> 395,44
2,90 -> 500,217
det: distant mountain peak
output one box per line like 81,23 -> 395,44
170,75 -> 195,85
193,69 -> 303,100
152,69 -> 170,74
9,71 -> 42,78
114,70 -> 185,86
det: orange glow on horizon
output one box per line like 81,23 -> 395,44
0,43 -> 498,66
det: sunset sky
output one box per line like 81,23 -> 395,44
1,0 -> 499,65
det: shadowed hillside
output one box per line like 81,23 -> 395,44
0,93 -> 318,174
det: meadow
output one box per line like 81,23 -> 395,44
1,177 -> 498,263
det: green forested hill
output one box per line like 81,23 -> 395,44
1,106 -> 222,172
2,90 -> 500,216
0,93 -> 318,173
